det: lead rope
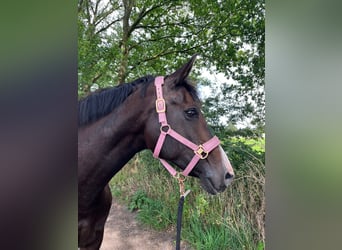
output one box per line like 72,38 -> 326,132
175,174 -> 190,250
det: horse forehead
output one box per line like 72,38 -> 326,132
168,88 -> 197,105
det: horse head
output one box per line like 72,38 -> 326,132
144,55 -> 234,194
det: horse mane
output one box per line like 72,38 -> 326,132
78,76 -> 154,127
78,75 -> 199,127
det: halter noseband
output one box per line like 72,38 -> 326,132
153,76 -> 220,177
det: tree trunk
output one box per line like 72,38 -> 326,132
118,0 -> 133,84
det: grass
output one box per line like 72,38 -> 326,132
109,148 -> 265,250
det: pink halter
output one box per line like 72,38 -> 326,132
153,76 -> 220,177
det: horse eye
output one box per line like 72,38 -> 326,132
184,108 -> 198,118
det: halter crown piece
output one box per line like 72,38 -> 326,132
153,76 -> 221,177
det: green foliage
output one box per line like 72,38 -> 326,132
78,0 -> 265,126
136,198 -> 174,230
257,241 -> 265,250
128,190 -> 150,211
223,137 -> 265,175
184,213 -> 256,250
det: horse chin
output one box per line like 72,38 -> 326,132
199,176 -> 220,195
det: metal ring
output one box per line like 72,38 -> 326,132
175,172 -> 186,182
160,124 -> 171,134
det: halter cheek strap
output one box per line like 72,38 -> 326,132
153,76 -> 220,177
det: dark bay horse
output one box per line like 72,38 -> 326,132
78,55 -> 234,249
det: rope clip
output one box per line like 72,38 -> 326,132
175,172 -> 191,198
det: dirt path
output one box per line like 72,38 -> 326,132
100,200 -> 193,250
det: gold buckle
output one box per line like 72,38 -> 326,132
155,98 -> 166,113
195,145 -> 208,159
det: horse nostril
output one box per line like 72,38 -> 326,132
225,172 -> 234,179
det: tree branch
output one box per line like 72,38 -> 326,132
94,0 -> 100,18
127,4 -> 161,38
129,31 -> 229,73
94,1 -> 121,26
78,0 -> 84,13
95,17 -> 123,34
92,73 -> 103,83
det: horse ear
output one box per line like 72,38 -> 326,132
167,54 -> 198,86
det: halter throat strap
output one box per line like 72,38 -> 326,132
153,76 -> 220,177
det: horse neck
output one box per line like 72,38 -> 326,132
78,88 -> 152,208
